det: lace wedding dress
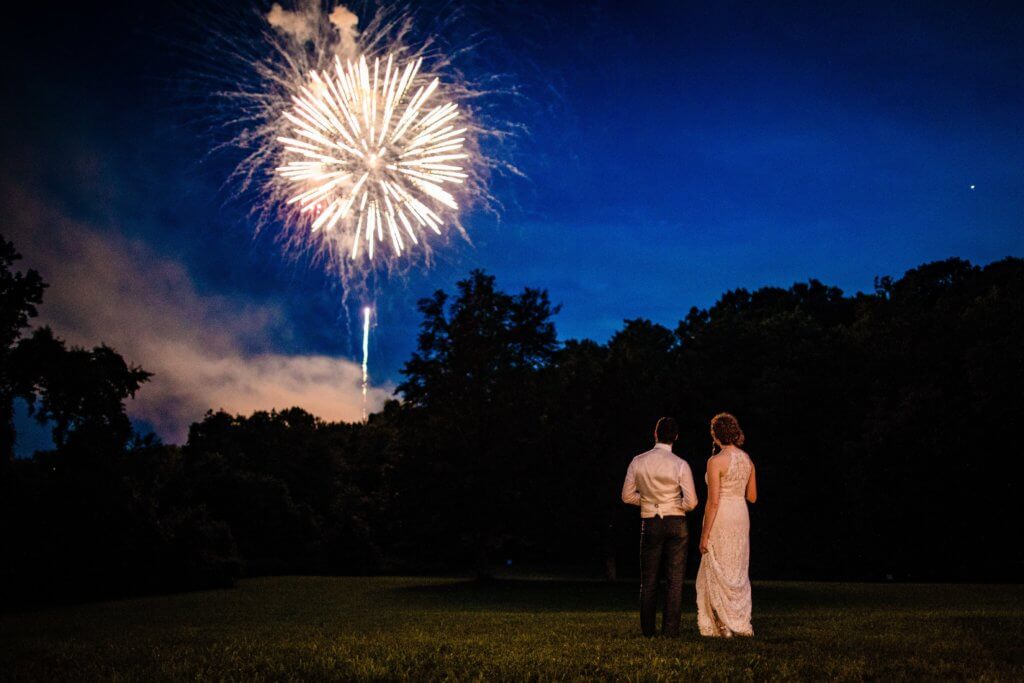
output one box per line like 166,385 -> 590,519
696,446 -> 754,637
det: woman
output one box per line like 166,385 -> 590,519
696,412 -> 757,637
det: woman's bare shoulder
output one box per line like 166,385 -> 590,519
707,452 -> 727,468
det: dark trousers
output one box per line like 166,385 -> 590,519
639,515 -> 689,637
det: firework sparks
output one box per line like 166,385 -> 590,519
276,53 -> 468,261
189,1 -> 508,289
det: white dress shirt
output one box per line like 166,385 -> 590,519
621,442 -> 699,518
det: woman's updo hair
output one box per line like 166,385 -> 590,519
710,412 -> 745,448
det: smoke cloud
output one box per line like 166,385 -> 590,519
266,2 -> 360,60
328,5 -> 360,60
266,2 -> 319,44
5,183 -> 391,444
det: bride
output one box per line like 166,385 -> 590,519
696,412 -> 757,637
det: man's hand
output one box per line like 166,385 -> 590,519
699,538 -> 709,554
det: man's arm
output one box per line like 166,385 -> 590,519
679,460 -> 699,512
621,459 -> 641,505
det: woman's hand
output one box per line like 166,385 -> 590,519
699,537 -> 709,554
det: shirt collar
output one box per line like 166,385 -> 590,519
653,442 -> 673,452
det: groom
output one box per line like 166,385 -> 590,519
621,417 -> 699,637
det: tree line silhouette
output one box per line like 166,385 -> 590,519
2,233 -> 1021,604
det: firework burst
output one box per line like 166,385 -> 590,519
277,52 -> 468,261
192,1 -> 506,292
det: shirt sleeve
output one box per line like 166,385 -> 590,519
621,459 -> 641,505
678,460 -> 699,512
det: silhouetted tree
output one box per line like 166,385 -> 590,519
13,327 -> 151,454
1,234 -> 237,605
0,234 -> 45,464
182,406 -> 398,575
397,270 -> 559,576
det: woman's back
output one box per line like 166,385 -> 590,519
717,447 -> 753,498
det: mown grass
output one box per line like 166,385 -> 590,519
1,576 -> 1021,681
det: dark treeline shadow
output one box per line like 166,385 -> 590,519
2,231 -> 1022,607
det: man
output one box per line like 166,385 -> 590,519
621,416 -> 699,637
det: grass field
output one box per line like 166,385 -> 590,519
1,577 -> 1022,681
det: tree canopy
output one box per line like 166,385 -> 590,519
2,230 -> 1022,605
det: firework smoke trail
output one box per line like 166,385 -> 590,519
361,306 -> 371,420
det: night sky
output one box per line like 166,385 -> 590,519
4,1 -> 1022,449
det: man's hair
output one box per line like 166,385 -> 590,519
655,417 -> 679,443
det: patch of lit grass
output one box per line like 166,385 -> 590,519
1,577 -> 1021,680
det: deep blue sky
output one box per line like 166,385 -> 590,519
3,1 -> 1022,444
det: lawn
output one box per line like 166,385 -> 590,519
1,577 -> 1022,681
